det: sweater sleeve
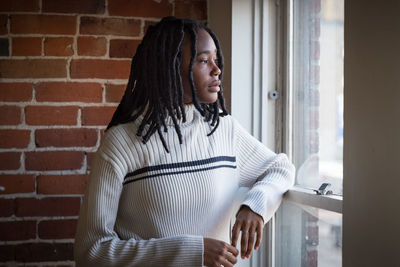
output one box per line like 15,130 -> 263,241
233,118 -> 295,224
74,144 -> 204,267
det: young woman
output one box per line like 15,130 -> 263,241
74,17 -> 295,267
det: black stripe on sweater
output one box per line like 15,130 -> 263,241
123,156 -> 236,185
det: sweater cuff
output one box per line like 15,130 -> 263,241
241,189 -> 270,225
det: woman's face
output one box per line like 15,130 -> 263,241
181,29 -> 221,104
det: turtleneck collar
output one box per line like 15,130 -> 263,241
135,104 -> 197,127
165,104 -> 196,126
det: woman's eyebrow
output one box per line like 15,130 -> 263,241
196,49 -> 217,56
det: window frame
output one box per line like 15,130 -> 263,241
208,0 -> 343,266
276,0 -> 344,265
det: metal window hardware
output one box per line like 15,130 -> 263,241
313,183 -> 333,195
268,90 -> 280,100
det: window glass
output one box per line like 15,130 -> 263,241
275,0 -> 344,266
275,201 -> 342,266
291,0 -> 344,195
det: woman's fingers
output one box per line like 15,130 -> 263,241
203,237 -> 238,267
231,221 -> 241,247
228,244 -> 239,257
254,224 -> 263,250
225,250 -> 238,265
240,227 -> 250,258
231,205 -> 265,259
245,225 -> 257,258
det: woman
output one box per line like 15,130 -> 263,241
74,16 -> 295,267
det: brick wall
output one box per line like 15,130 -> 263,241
0,0 -> 206,266
306,0 -> 321,266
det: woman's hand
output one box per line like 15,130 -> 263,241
203,237 -> 239,267
231,205 -> 264,259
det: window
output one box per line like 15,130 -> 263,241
290,0 -> 344,195
209,0 -> 344,266
276,0 -> 344,266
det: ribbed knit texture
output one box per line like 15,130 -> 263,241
74,104 -> 295,267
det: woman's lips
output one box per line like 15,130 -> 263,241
208,81 -> 221,92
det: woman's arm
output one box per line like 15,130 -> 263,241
230,117 -> 295,259
74,151 -> 203,267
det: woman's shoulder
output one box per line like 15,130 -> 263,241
100,122 -> 141,152
104,121 -> 137,140
218,113 -> 239,129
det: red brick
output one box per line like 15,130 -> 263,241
310,18 -> 321,39
16,197 -> 81,217
0,152 -> 20,170
0,221 -> 36,241
0,0 -> 39,12
0,130 -> 30,148
81,106 -> 116,126
25,106 -> 78,126
309,88 -> 320,107
0,59 -> 67,78
174,0 -> 207,21
307,249 -> 318,267
10,15 -> 76,35
70,59 -> 130,79
86,151 -> 96,171
35,128 -> 97,147
0,83 -> 32,102
0,245 -> 15,261
38,219 -> 77,239
80,16 -> 140,36
309,131 -> 319,153
15,243 -> 73,262
35,82 -> 102,103
108,0 -> 172,17
105,83 -> 125,103
12,37 -> 42,56
43,0 -> 105,14
0,175 -> 35,194
307,225 -> 319,245
307,213 -> 318,222
308,109 -> 319,130
44,37 -> 74,56
310,65 -> 320,85
37,175 -> 89,194
310,41 -> 320,60
0,15 -> 8,35
109,39 -> 140,58
25,151 -> 83,171
77,36 -> 106,56
0,106 -> 21,125
0,199 -> 14,217
310,0 -> 321,13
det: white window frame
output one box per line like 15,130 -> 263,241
209,0 -> 343,266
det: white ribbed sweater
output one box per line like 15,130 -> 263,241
74,105 -> 295,267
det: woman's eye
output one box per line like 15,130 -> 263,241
199,59 -> 208,64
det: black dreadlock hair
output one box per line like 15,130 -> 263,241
107,16 -> 228,152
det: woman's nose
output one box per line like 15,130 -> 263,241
212,64 -> 221,76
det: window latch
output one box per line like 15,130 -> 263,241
314,183 -> 333,195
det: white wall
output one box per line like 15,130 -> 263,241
343,1 -> 400,266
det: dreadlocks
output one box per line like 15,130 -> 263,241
107,16 -> 228,152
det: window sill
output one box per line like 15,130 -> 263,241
283,186 -> 343,214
